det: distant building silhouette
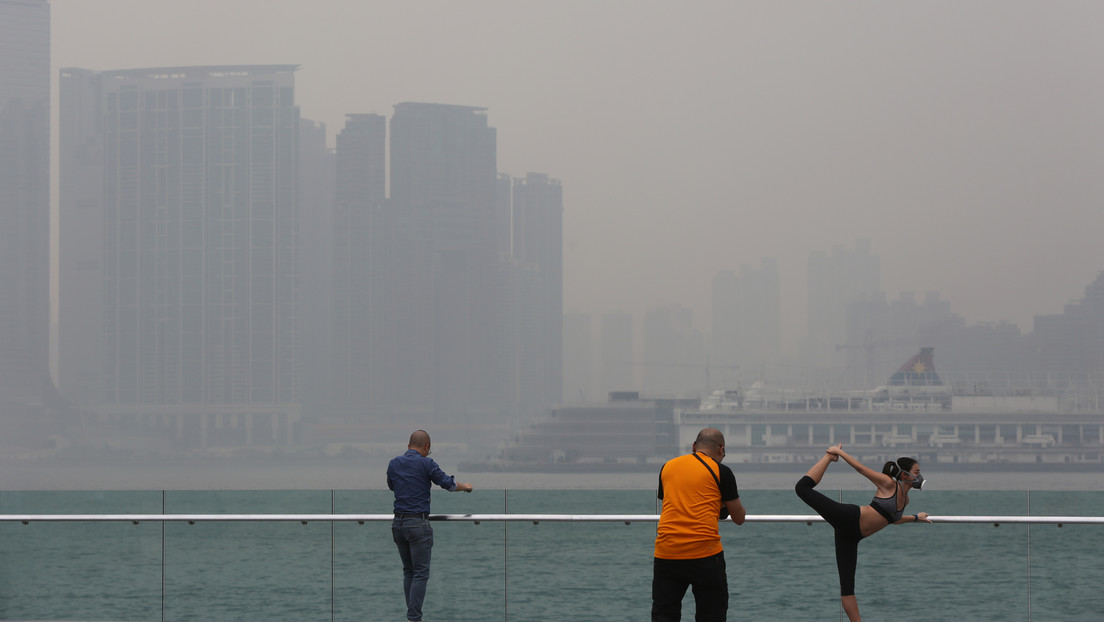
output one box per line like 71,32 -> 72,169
918,316 -> 1028,379
330,113 -> 391,417
916,273 -> 1104,385
1033,271 -> 1104,378
388,102 -> 502,425
58,78 -> 564,447
842,291 -> 951,387
642,305 -> 704,397
298,118 -> 335,415
319,105 -> 563,445
599,312 -> 635,396
711,258 -> 780,382
0,0 -> 52,434
57,67 -> 103,409
804,239 -> 881,367
508,172 -> 564,417
562,312 -> 593,403
59,65 -> 302,446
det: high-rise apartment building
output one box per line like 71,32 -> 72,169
0,0 -> 51,428
510,172 -> 563,413
57,65 -> 103,408
388,102 -> 502,423
324,106 -> 563,445
330,113 -> 393,416
59,65 -> 301,445
298,119 -> 335,413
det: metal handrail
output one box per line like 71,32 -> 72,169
1,513 -> 1101,525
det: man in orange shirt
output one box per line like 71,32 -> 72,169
652,428 -> 747,622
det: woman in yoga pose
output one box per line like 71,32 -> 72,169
795,443 -> 931,621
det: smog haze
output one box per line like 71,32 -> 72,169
49,0 -> 1104,347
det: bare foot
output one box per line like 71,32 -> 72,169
826,442 -> 842,462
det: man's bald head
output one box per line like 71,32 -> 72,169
694,428 -> 725,451
409,430 -> 431,448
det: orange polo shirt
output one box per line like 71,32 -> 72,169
653,452 -> 737,560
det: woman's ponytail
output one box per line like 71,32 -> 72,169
882,461 -> 901,479
883,457 -> 917,480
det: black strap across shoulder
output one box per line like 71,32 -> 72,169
691,452 -> 729,519
691,452 -> 721,489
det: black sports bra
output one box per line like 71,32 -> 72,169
870,482 -> 904,523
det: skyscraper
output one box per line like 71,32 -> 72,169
389,102 -> 501,423
0,0 -> 51,429
509,172 -> 563,414
324,105 -> 562,444
330,113 -> 392,416
59,65 -> 301,446
298,118 -> 335,414
57,66 -> 103,409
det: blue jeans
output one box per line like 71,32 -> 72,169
392,516 -> 433,621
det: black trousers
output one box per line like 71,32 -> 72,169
795,475 -> 864,596
651,551 -> 728,622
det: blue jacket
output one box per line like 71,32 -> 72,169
387,449 -> 458,513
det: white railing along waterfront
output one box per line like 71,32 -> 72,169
2,513 -> 1102,525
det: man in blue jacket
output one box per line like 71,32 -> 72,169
386,430 -> 473,622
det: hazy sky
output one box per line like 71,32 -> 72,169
50,1 -> 1104,354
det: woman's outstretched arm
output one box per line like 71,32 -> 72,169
827,444 -> 894,490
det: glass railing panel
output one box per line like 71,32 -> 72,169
846,489 -> 1030,621
5,487 -> 1104,620
1027,490 -> 1104,619
504,489 -> 658,620
332,489 -> 394,622
0,490 -> 163,621
162,490 -> 334,622
730,489 -> 840,621
424,488 -> 508,620
333,488 -> 507,622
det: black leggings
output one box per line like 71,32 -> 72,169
795,475 -> 864,596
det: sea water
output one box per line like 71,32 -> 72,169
1,486 -> 1103,622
